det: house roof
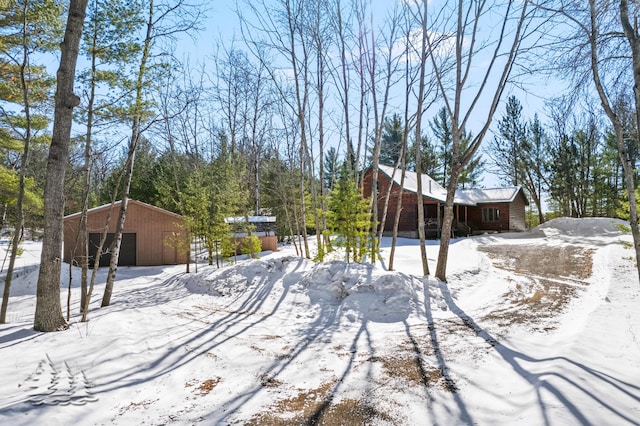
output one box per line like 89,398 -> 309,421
457,187 -> 527,205
376,164 -> 527,206
64,199 -> 183,220
377,164 -> 449,203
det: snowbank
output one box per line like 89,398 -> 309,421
183,256 -> 423,323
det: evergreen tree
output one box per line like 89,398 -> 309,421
407,135 -> 440,180
323,146 -> 339,191
376,114 -> 403,166
430,107 -> 453,186
593,131 -> 625,217
429,107 -> 483,188
547,123 -> 600,218
1,0 -> 63,324
521,114 -> 549,224
489,95 -> 528,186
458,150 -> 485,189
326,163 -> 372,263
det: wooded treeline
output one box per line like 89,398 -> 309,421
1,0 -> 640,330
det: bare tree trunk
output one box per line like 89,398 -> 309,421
432,0 -> 529,282
76,22 -> 100,315
414,0 -> 431,276
618,0 -> 640,282
366,7 -> 401,260
34,0 -> 88,332
102,0 -> 154,307
354,2 -> 367,183
389,10 -> 418,272
101,126 -> 138,307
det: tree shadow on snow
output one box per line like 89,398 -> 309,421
80,257 -> 314,398
437,281 -> 640,425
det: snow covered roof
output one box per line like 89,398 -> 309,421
376,164 -> 526,206
457,187 -> 526,205
225,216 -> 276,223
377,164 -> 449,203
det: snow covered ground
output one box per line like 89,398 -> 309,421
0,218 -> 639,425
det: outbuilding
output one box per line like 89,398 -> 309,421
225,216 -> 278,252
63,200 -> 189,266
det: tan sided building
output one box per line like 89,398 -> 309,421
63,200 -> 189,266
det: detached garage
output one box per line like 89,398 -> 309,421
63,200 -> 189,266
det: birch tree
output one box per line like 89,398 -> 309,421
363,4 -> 404,260
538,0 -> 640,281
428,0 -> 532,282
388,6 -> 422,271
239,0 -> 314,258
101,0 -> 200,307
412,0 -> 433,276
74,0 -> 144,318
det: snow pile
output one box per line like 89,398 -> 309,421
534,217 -> 628,239
302,260 -> 419,323
183,255 -> 310,297
183,256 -> 422,323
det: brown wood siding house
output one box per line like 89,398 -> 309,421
363,165 -> 528,238
63,200 -> 189,266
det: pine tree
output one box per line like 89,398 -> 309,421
430,107 -> 453,186
323,147 -> 339,191
326,164 -> 372,263
408,135 -> 440,180
377,114 -> 403,166
429,107 -> 483,188
72,0 -> 145,318
490,96 -> 528,186
1,0 -> 63,324
522,114 -> 549,224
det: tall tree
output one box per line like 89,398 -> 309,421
540,0 -> 640,279
428,0 -> 531,282
429,106 -> 482,188
411,0 -> 435,276
34,0 -> 89,332
523,114 -> 549,224
458,139 -> 485,189
239,0 -> 318,259
364,4 -> 405,260
618,0 -> 640,281
74,0 -> 144,318
388,5 -> 416,271
323,146 -> 340,191
101,0 -> 200,307
0,0 -> 61,324
430,107 -> 453,186
376,114 -> 403,166
488,95 -> 528,186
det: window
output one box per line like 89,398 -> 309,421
482,207 -> 499,222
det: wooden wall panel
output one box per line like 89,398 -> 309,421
508,193 -> 527,231
64,200 -> 188,266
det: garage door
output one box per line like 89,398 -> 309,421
88,233 -> 137,267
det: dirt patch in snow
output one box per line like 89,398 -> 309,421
478,243 -> 594,330
246,381 -> 395,425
